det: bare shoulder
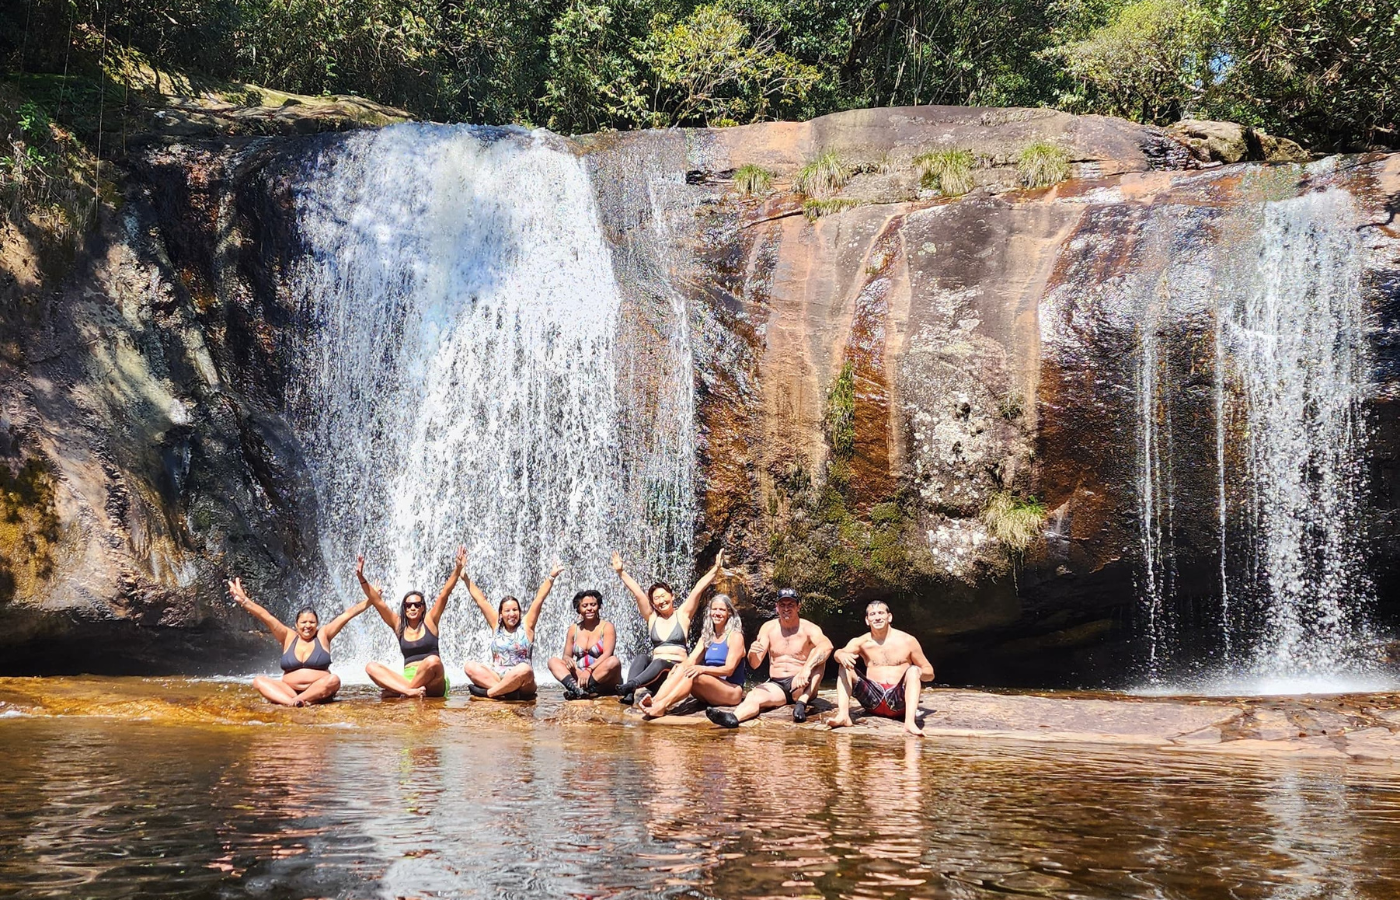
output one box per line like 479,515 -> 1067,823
891,628 -> 923,652
757,619 -> 779,639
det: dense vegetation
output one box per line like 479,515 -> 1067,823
1,0 -> 1396,149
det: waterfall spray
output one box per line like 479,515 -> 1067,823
283,124 -> 695,675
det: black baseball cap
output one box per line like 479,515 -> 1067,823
776,588 -> 800,602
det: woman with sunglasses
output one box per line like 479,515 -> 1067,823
227,575 -> 370,706
461,561 -> 565,700
547,589 -> 622,699
360,545 -> 465,698
610,548 -> 725,705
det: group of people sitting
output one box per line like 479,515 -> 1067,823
226,546 -> 935,735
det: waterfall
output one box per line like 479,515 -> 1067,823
283,124 -> 695,675
1135,179 -> 1386,692
1222,187 -> 1375,682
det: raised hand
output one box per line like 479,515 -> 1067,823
611,551 -> 624,573
712,548 -> 726,571
227,577 -> 250,606
454,545 -> 467,571
550,562 -> 565,580
356,555 -> 366,580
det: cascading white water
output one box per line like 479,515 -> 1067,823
1223,187 -> 1375,682
283,124 -> 695,675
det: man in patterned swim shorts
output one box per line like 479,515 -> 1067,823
827,599 -> 934,736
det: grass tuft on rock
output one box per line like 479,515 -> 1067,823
981,491 -> 1046,553
825,361 -> 856,458
795,149 -> 848,198
914,148 -> 976,196
803,197 -> 860,220
733,164 -> 773,197
1016,142 -> 1071,188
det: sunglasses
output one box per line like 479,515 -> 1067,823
405,601 -> 425,609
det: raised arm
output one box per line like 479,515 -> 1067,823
428,545 -> 466,629
746,620 -> 775,670
612,552 -> 651,620
525,563 -> 564,636
356,555 -> 398,631
227,577 -> 290,644
678,548 -> 724,625
322,596 -> 370,642
465,570 -> 498,630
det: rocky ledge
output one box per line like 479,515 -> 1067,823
3,677 -> 1398,764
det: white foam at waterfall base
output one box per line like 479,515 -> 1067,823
284,124 -> 694,677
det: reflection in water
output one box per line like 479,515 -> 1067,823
1,718 -> 1399,899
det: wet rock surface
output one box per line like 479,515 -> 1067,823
1,105 -> 1399,680
4,676 -> 1398,764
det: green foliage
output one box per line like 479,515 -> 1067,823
639,4 -> 821,127
981,491 -> 1046,553
0,85 -> 101,245
1049,0 -> 1213,124
802,197 -> 860,219
794,148 -> 848,197
732,163 -> 773,196
824,361 -> 856,459
1017,141 -> 1071,187
0,0 -> 1392,151
914,148 -> 976,196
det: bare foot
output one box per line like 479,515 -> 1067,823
293,699 -> 307,708
904,723 -> 925,736
639,694 -> 654,710
826,714 -> 853,729
406,687 -> 427,699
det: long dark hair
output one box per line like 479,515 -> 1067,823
294,605 -> 318,625
398,590 -> 426,636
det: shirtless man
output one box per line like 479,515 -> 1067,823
827,600 -> 934,736
706,587 -> 832,728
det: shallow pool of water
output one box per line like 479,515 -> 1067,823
3,690 -> 1400,900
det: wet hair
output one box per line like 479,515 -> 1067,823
398,590 -> 426,636
295,606 -> 319,622
572,589 -> 604,614
698,593 -> 742,648
647,582 -> 674,611
865,599 -> 890,615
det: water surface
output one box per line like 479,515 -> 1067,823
3,689 -> 1400,900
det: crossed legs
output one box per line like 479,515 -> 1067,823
366,655 -> 447,698
464,661 -> 537,699
254,672 -> 342,707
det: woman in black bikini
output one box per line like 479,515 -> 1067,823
228,576 -> 370,706
547,589 -> 622,699
360,546 -> 465,698
611,548 -> 725,705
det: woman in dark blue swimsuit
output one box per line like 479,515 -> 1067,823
639,593 -> 745,719
360,546 -> 465,698
228,576 -> 370,706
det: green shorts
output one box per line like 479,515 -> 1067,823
403,663 -> 449,695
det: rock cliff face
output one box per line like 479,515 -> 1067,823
2,106 -> 1398,683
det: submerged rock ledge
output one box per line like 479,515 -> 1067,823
3,677 -> 1398,764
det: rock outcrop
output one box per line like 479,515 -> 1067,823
2,104 -> 1398,683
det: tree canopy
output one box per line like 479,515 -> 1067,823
1,0 -> 1396,150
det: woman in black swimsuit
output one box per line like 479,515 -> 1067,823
227,576 -> 370,706
610,548 -> 725,705
360,545 -> 465,698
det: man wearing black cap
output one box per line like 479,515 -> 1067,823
706,587 -> 832,728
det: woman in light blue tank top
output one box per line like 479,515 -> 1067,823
640,594 -> 746,720
461,560 -> 564,700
